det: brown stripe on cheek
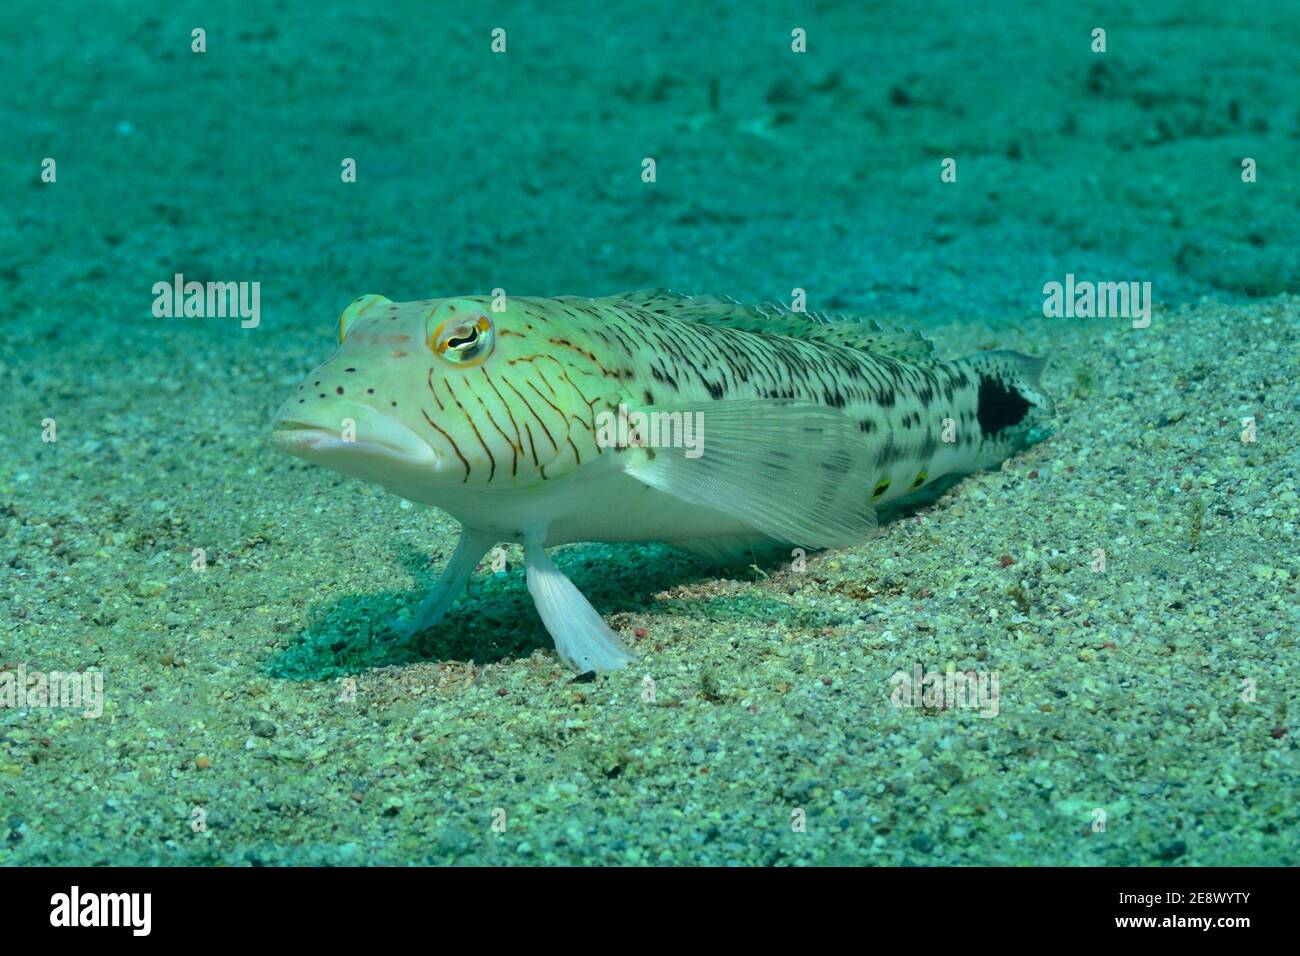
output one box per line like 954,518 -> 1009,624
531,362 -> 561,397
526,379 -> 566,420
559,369 -> 601,434
523,421 -> 540,469
421,407 -> 470,482
445,379 -> 496,482
470,378 -> 519,479
506,379 -> 559,452
427,367 -> 445,411
481,369 -> 523,478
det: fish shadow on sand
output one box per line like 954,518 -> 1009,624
266,507 -> 938,680
267,540 -> 769,679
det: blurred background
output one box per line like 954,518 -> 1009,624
4,0 -> 1298,339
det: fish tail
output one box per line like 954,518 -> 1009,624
957,349 -> 1055,468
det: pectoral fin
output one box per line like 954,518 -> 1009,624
622,399 -> 877,549
390,526 -> 496,639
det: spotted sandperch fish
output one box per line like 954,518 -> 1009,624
271,291 -> 1053,671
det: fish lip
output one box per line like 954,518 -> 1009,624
270,413 -> 437,467
269,420 -> 324,442
270,421 -> 331,453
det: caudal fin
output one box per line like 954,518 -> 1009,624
959,350 -> 1054,469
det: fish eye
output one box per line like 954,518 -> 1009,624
447,326 -> 479,349
431,312 -> 493,365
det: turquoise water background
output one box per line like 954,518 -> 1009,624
6,0 -> 1298,335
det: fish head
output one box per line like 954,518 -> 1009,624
272,295 -> 603,493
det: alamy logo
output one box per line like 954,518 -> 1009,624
594,403 -> 704,458
890,663 -> 999,718
152,273 -> 261,328
1042,273 -> 1151,328
50,886 -> 151,936
0,663 -> 103,718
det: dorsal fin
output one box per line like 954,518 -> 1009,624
609,289 -> 936,361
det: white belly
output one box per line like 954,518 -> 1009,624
397,458 -> 757,547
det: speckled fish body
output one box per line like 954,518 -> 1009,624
272,290 -> 1053,670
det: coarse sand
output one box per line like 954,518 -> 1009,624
2,294 -> 1295,865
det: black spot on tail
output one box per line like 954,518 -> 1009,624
977,375 -> 1031,435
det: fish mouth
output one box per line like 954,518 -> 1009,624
271,409 -> 437,470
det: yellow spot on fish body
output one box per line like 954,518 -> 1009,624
911,471 -> 927,489
872,479 -> 890,500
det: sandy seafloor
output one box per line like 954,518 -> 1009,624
1,1 -> 1297,865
